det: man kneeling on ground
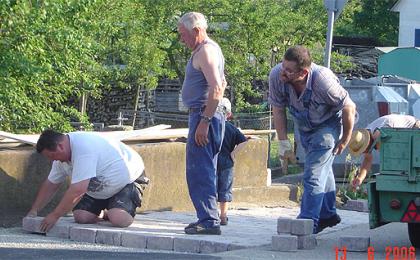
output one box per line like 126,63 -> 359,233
27,130 -> 148,232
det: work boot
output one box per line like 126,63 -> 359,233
184,222 -> 199,231
185,223 -> 221,235
315,214 -> 341,234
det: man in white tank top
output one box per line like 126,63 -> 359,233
178,12 -> 226,235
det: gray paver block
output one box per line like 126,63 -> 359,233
121,232 -> 147,249
96,229 -> 122,246
70,227 -> 97,243
339,236 -> 370,252
146,235 -> 174,251
298,234 -> 317,249
344,199 -> 369,212
200,240 -> 229,253
291,219 -> 313,235
277,217 -> 292,234
46,222 -> 70,239
272,234 -> 298,251
228,244 -> 248,251
22,217 -> 44,233
173,237 -> 200,253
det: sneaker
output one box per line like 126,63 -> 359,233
185,223 -> 221,235
220,216 -> 228,226
315,214 -> 341,234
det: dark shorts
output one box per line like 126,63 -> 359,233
73,182 -> 144,217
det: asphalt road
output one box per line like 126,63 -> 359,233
0,248 -> 221,260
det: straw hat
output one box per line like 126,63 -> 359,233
348,129 -> 371,157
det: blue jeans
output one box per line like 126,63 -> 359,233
297,121 -> 341,233
217,167 -> 233,202
186,111 -> 224,228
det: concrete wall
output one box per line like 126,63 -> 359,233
0,138 -> 270,213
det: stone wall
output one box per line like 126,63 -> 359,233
0,138 -> 273,213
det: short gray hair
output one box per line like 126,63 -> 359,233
178,12 -> 208,31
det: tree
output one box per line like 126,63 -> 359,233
335,0 -> 398,46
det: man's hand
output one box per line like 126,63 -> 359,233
279,140 -> 297,174
195,121 -> 210,146
40,212 -> 60,233
333,138 -> 350,155
26,210 -> 38,218
351,177 -> 363,191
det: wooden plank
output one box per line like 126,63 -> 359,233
122,128 -> 276,142
100,124 -> 171,140
0,126 -> 274,145
0,131 -> 38,146
0,124 -> 172,146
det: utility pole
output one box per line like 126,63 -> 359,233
323,0 -> 347,68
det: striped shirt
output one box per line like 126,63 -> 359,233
268,63 -> 355,126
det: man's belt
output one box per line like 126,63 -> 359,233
189,106 -> 206,113
188,106 -> 226,114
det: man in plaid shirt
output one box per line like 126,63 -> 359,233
268,46 -> 356,234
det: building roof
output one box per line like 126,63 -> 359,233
391,0 -> 403,12
375,86 -> 408,103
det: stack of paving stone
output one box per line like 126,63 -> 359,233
272,218 -> 317,251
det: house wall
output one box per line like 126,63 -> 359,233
393,0 -> 420,47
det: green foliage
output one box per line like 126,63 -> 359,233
335,0 -> 398,46
0,0 -> 167,132
336,154 -> 368,203
0,0 -> 367,133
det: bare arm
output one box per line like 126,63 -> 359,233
334,104 -> 356,155
272,106 -> 288,140
230,141 -> 248,162
40,179 -> 89,232
27,179 -> 62,216
193,43 -> 225,146
352,153 -> 373,189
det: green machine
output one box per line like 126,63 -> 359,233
368,128 -> 420,247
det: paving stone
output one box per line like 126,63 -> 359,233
200,240 -> 229,253
22,217 -> 44,233
173,237 -> 200,253
96,229 -> 121,246
298,234 -> 317,249
291,219 -> 313,235
344,199 -> 369,212
277,217 -> 292,234
121,231 -> 147,249
46,222 -> 70,239
272,234 -> 298,251
228,244 -> 248,251
146,235 -> 174,251
339,236 -> 370,252
70,227 -> 97,243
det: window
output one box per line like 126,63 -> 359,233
415,29 -> 420,47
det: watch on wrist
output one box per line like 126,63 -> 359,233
200,115 -> 212,123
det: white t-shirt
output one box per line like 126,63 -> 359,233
366,114 -> 418,133
48,132 -> 145,199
